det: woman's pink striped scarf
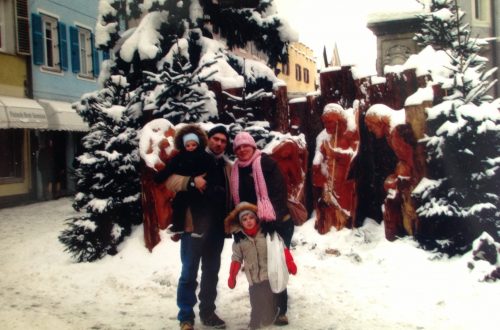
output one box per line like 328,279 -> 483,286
230,150 -> 276,221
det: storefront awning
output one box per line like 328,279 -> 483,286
0,96 -> 48,129
38,99 -> 89,132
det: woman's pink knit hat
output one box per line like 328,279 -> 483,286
233,131 -> 256,152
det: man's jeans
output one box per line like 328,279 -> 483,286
177,232 -> 224,323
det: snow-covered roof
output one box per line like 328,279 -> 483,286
367,9 -> 425,25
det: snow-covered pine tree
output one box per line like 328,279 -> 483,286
61,0 -> 295,261
95,0 -> 293,90
414,0 -> 497,105
200,0 -> 291,68
225,88 -> 268,123
142,40 -> 219,124
59,72 -> 142,262
414,0 -> 465,52
413,99 -> 500,254
222,87 -> 272,150
94,0 -> 293,125
221,54 -> 287,151
412,0 -> 500,255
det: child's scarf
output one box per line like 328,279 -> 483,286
243,223 -> 260,237
231,150 -> 276,221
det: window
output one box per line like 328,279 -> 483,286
15,0 -> 30,55
295,64 -> 301,81
282,63 -> 289,75
42,15 -> 60,70
78,27 -> 93,76
0,130 -> 24,181
32,12 -> 68,71
70,25 -> 99,77
304,68 -> 310,84
473,0 -> 490,23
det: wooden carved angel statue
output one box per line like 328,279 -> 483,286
268,135 -> 309,225
139,119 -> 177,251
365,106 -> 418,241
312,103 -> 359,233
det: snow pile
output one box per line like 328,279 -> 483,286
405,85 -> 434,106
467,232 -> 500,282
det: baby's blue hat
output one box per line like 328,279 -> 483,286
183,133 -> 199,146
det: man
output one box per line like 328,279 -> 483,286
166,125 -> 231,330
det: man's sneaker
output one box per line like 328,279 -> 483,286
201,312 -> 226,329
180,321 -> 194,330
274,314 -> 289,326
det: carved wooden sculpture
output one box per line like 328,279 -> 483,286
139,119 -> 177,251
365,106 -> 419,241
270,138 -> 309,225
312,103 -> 359,233
383,124 -> 419,240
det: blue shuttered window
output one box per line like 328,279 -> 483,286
31,13 -> 43,65
58,22 -> 68,71
69,26 -> 80,73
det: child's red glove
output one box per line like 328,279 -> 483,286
284,248 -> 297,275
228,261 -> 241,289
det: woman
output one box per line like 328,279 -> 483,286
230,131 -> 294,326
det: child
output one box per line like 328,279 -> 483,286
154,124 -> 215,234
225,202 -> 297,329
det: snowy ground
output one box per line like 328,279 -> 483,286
0,198 -> 499,330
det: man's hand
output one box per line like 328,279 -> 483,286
194,174 -> 207,192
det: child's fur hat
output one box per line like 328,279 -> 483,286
174,124 -> 207,151
224,202 -> 258,234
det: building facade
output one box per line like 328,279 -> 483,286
277,42 -> 317,99
0,0 -> 46,205
367,0 -> 499,97
0,0 -> 105,207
